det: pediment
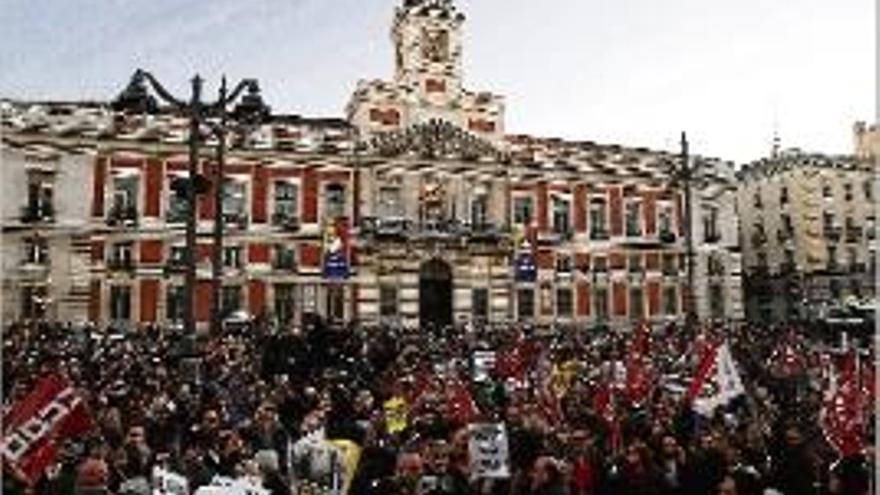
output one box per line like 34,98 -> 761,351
368,119 -> 505,162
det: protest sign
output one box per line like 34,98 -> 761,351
467,423 -> 510,479
473,351 -> 496,383
383,396 -> 409,434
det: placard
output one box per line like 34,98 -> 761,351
467,423 -> 510,479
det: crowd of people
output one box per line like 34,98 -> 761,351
2,316 -> 875,495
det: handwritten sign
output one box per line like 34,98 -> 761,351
468,423 -> 510,479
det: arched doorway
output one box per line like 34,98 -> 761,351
419,258 -> 453,331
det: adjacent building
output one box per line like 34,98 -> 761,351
1,0 -> 743,330
737,149 -> 876,322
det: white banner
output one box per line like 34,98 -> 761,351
468,423 -> 510,479
151,467 -> 189,495
193,476 -> 269,495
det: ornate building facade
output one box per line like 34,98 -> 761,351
1,0 -> 743,330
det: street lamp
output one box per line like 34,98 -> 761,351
668,132 -> 700,335
113,70 -> 268,335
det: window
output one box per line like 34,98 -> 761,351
849,279 -> 862,298
783,250 -> 795,271
223,246 -> 242,268
625,201 -> 641,237
662,253 -> 677,275
109,242 -> 133,270
513,196 -> 533,225
380,285 -> 398,318
167,179 -> 189,224
273,181 -> 299,224
822,182 -> 832,198
868,216 -> 877,240
827,245 -> 838,270
847,247 -> 858,270
556,287 -> 573,317
378,186 -> 404,219
757,251 -> 768,270
222,179 -> 248,224
864,180 -> 873,201
471,194 -> 489,228
517,288 -> 535,320
658,205 -> 674,237
593,256 -> 608,273
274,245 -> 296,270
552,196 -> 571,234
110,175 -> 139,223
221,286 -> 242,316
325,183 -> 346,220
109,285 -> 131,321
21,285 -> 48,320
590,198 -> 608,239
24,172 -> 54,222
594,287 -> 609,321
844,183 -> 853,202
275,284 -> 296,324
663,286 -> 677,315
629,254 -> 643,273
166,286 -> 185,321
709,285 -> 724,319
556,254 -> 573,274
629,287 -> 644,320
753,191 -> 763,208
23,236 -> 49,265
704,207 -> 719,242
781,214 -> 793,235
780,186 -> 788,205
326,285 -> 345,322
169,246 -> 187,267
830,279 -> 842,300
472,288 -> 489,321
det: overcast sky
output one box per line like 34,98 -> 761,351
1,0 -> 874,163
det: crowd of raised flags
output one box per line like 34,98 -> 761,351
1,317 -> 875,494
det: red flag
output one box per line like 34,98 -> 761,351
2,374 -> 93,485
686,340 -> 745,417
592,381 -> 622,454
446,378 -> 478,425
821,352 -> 865,457
625,322 -> 653,407
495,338 -> 529,382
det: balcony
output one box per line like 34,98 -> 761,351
107,257 -> 135,272
107,204 -> 138,227
824,226 -> 842,241
850,262 -> 867,273
468,222 -> 505,242
751,231 -> 767,247
659,230 -> 677,244
272,213 -> 300,232
704,233 -> 721,244
590,228 -> 610,241
20,203 -> 54,224
541,228 -> 574,244
845,227 -> 862,243
776,229 -> 793,244
222,212 -> 249,230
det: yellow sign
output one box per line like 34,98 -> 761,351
327,439 -> 362,495
384,396 -> 409,434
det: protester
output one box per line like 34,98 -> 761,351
1,318 -> 874,495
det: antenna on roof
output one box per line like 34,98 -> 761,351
771,105 -> 781,158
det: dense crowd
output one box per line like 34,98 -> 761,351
2,316 -> 875,495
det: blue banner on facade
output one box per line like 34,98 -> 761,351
514,253 -> 537,282
323,252 -> 349,279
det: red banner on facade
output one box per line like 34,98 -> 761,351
1,374 -> 93,485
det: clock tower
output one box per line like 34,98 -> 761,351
347,0 -> 505,141
392,0 -> 465,104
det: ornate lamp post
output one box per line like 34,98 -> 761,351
113,70 -> 268,335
